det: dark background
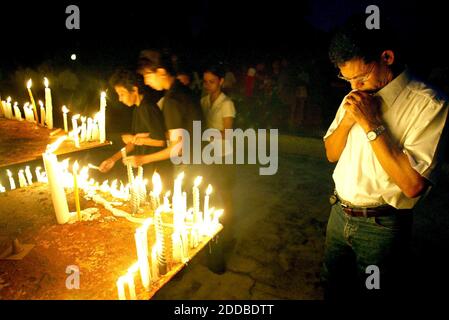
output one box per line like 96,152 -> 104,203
0,0 -> 447,72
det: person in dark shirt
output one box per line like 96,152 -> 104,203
123,50 -> 203,179
99,68 -> 169,177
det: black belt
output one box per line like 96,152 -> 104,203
329,194 -> 397,218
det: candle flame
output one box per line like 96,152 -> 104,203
27,79 -> 32,89
24,102 -> 30,108
62,105 -> 69,113
13,102 -> 18,107
46,135 -> 67,153
176,172 -> 185,181
101,91 -> 107,99
206,184 -> 213,195
38,100 -> 44,107
194,176 -> 203,187
7,97 -> 11,103
152,172 -> 162,195
44,77 -> 49,88
7,169 -> 12,177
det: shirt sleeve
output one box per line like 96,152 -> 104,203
221,100 -> 236,118
402,99 -> 449,182
323,99 -> 346,141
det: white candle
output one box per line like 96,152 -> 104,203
42,139 -> 70,224
25,166 -> 33,185
18,170 -> 28,188
151,245 -> 159,282
5,97 -> 12,119
72,114 -> 80,148
99,91 -> 107,143
92,115 -> 100,141
163,190 -> 171,209
6,170 -> 15,190
39,101 -> 46,126
44,77 -> 53,129
0,184 -> 5,193
35,166 -> 43,182
204,184 -> 212,219
80,116 -> 87,142
116,277 -> 127,300
193,176 -> 202,223
0,100 -> 5,118
86,117 -> 93,141
26,79 -> 38,122
172,231 -> 183,263
13,102 -> 22,121
135,228 -> 151,290
62,105 -> 69,132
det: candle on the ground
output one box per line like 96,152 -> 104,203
6,170 -> 15,190
39,100 -> 46,126
204,184 -> 212,222
80,116 -> 87,142
134,227 -> 151,290
42,137 -> 70,224
44,77 -> 53,129
72,114 -> 80,148
5,97 -> 12,119
13,102 -> 22,121
99,91 -> 106,143
35,166 -> 43,182
26,79 -> 38,122
62,105 -> 69,132
193,176 -> 202,223
18,170 -> 27,188
73,161 -> 82,221
25,166 -> 33,185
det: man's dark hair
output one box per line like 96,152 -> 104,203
109,68 -> 145,92
329,14 -> 401,67
137,49 -> 176,76
203,63 -> 226,79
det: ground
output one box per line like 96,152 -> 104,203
1,135 -> 449,300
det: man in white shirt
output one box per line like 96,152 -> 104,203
322,16 -> 448,299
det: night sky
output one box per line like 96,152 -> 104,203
0,0 -> 447,73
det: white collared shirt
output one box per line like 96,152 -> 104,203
324,70 -> 448,209
201,92 -> 236,157
201,92 -> 236,130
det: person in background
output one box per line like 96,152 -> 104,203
99,68 -> 169,179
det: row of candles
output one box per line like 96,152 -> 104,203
1,78 -> 107,146
1,78 -> 53,128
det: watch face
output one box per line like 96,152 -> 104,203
367,131 -> 377,141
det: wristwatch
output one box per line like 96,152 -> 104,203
366,124 -> 386,141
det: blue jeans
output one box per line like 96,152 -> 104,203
322,202 -> 413,299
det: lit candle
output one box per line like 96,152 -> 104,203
151,172 -> 162,210
5,97 -> 12,119
86,117 -> 93,141
13,102 -> 22,121
39,101 -> 46,126
26,79 -> 38,122
35,166 -> 43,182
18,170 -> 27,188
42,138 -> 70,224
116,277 -> 127,300
62,105 -> 69,132
80,116 -> 87,142
73,161 -> 82,221
44,77 -> 53,129
0,184 -> 5,193
0,99 -> 5,118
135,227 -> 151,290
72,114 -> 80,148
99,91 -> 107,143
193,176 -> 202,223
204,184 -> 212,226
163,190 -> 171,209
151,245 -> 159,282
7,170 -> 16,190
25,166 -> 33,185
